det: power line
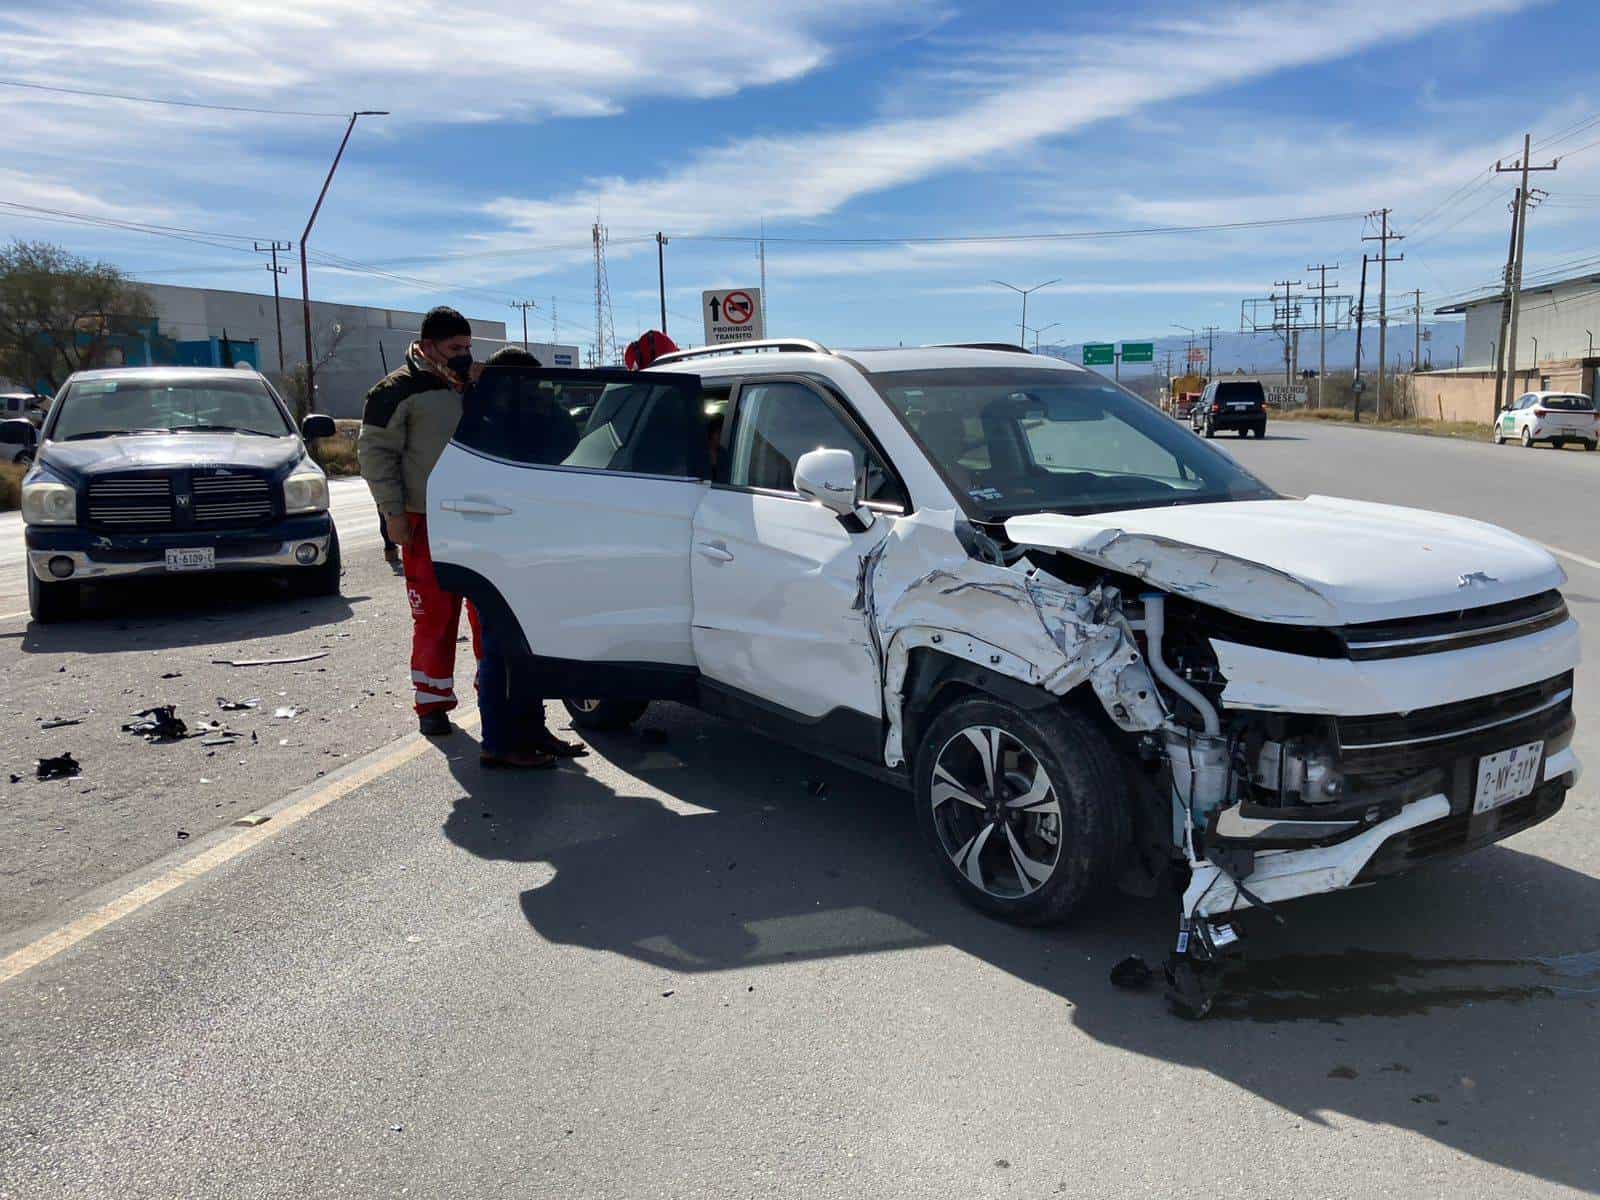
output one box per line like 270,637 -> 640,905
0,77 -> 348,119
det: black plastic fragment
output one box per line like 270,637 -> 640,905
36,753 -> 81,780
1110,955 -> 1154,990
216,697 -> 260,711
122,706 -> 188,741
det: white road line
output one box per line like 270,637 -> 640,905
0,709 -> 481,987
1539,541 -> 1600,573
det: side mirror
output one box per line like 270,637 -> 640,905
0,418 -> 37,447
301,414 -> 336,440
795,447 -> 874,531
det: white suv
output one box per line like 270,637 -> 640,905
1494,391 -> 1598,450
429,341 -> 1579,1009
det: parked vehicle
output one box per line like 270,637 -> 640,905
1191,379 -> 1268,438
0,392 -> 49,461
1494,391 -> 1598,450
1,367 -> 339,622
428,340 -> 1579,1010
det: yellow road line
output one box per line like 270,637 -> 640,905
0,607 -> 29,622
0,711 -> 479,987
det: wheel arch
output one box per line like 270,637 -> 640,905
899,646 -> 1082,768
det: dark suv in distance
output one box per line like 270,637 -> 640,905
1191,379 -> 1268,438
1,366 -> 340,622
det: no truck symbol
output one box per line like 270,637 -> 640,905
721,291 -> 754,325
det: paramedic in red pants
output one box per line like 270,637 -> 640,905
357,306 -> 496,740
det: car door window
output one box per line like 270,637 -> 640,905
455,366 -> 709,479
729,381 -> 904,507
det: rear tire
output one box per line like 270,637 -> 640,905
914,695 -> 1129,926
28,570 -> 79,623
1204,423 -> 1215,439
1586,440 -> 1597,452
1521,426 -> 1534,447
562,698 -> 649,731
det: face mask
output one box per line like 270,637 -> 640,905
446,352 -> 473,377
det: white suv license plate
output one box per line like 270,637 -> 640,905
165,547 -> 215,573
1473,741 -> 1543,814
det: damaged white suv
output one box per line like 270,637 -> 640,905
430,341 -> 1579,999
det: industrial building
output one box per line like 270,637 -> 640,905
1419,268 -> 1600,423
73,283 -> 579,419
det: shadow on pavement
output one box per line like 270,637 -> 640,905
17,575 -> 360,654
442,706 -> 1600,1193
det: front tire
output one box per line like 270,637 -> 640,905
914,696 -> 1128,926
562,698 -> 649,731
1494,425 -> 1506,444
1586,440 -> 1597,452
293,530 -> 341,597
28,570 -> 79,623
1203,423 -> 1215,439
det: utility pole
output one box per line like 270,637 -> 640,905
1202,325 -> 1219,379
758,221 -> 768,334
1352,254 -> 1369,422
1491,186 -> 1521,410
1273,279 -> 1301,388
550,297 -> 558,350
1361,209 -> 1403,420
510,300 -> 537,350
1495,135 -> 1559,412
1410,288 -> 1422,375
253,240 -> 291,373
299,110 -> 386,413
655,233 -> 669,334
1305,263 -> 1338,409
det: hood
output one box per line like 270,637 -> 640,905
1004,496 -> 1566,625
39,433 -> 304,482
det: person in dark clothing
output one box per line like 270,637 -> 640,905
471,345 -> 586,768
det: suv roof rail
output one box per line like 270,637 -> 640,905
926,342 -> 1034,354
651,338 -> 831,365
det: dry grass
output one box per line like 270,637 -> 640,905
0,461 -> 23,511
309,419 -> 362,476
1277,407 -> 1494,443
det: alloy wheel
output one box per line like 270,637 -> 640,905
929,725 -> 1063,900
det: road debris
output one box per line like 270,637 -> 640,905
161,671 -> 183,679
273,706 -> 302,720
39,718 -> 83,730
216,697 -> 260,711
36,753 -> 81,780
122,706 -> 188,741
211,652 -> 328,668
233,814 -> 271,828
1110,955 -> 1155,990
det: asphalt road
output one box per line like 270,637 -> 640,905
3,427 -> 1599,1199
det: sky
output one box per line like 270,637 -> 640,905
3,0 -> 1600,362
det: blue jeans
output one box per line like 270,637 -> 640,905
475,629 -> 546,755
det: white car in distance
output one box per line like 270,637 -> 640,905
428,340 -> 1580,1014
1494,390 -> 1598,449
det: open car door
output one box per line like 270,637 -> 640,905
429,365 -> 709,700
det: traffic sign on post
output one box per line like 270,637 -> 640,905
1121,342 -> 1153,363
1082,343 -> 1114,366
702,287 -> 765,345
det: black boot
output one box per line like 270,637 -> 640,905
419,711 -> 453,737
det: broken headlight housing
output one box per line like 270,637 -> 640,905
20,477 -> 76,526
282,458 -> 329,515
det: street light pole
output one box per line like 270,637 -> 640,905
991,279 -> 1060,346
299,110 -> 387,413
1028,321 -> 1062,353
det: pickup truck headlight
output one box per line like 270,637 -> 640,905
20,479 -> 76,526
282,460 -> 330,515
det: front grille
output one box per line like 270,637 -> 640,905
85,476 -> 173,529
1336,671 -> 1574,774
191,474 -> 273,524
1341,590 -> 1568,660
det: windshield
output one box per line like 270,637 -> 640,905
869,368 -> 1278,518
51,377 -> 292,441
1542,394 -> 1594,411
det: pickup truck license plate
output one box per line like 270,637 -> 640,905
1473,741 -> 1543,814
165,547 -> 215,573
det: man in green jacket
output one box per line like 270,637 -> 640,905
357,306 -> 484,737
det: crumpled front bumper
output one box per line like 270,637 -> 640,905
1190,745 -> 1579,918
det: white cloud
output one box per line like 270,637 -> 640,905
486,0 -> 1533,239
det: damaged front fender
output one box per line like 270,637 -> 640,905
861,509 -> 1165,768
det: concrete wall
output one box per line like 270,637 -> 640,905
137,284 -> 509,419
1414,358 -> 1597,424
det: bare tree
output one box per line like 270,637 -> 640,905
282,320 -> 349,420
0,240 -> 156,391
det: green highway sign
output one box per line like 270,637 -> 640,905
1082,343 -> 1115,366
1121,341 -> 1153,363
